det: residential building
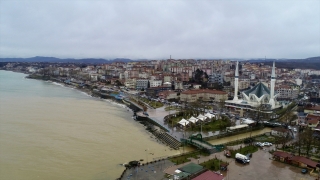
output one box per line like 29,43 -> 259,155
136,79 -> 149,90
275,85 -> 299,100
124,78 -> 136,89
146,86 -> 172,97
208,73 -> 223,84
149,79 -> 162,87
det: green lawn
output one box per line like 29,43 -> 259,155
200,158 -> 227,171
169,151 -> 209,165
139,97 -> 164,108
255,135 -> 275,143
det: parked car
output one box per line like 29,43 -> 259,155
301,168 -> 308,174
263,142 -> 272,146
235,158 -> 247,164
246,153 -> 252,159
244,138 -> 254,144
255,142 -> 264,147
293,128 -> 297,132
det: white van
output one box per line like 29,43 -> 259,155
235,153 -> 250,163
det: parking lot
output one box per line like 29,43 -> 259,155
218,145 -> 316,180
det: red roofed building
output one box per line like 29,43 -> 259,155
192,170 -> 225,180
273,151 -> 292,163
305,114 -> 320,129
304,105 -> 320,114
289,156 -> 318,169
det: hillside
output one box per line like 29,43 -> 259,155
0,56 -> 133,64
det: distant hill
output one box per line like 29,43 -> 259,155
0,56 -> 134,64
248,56 -> 320,70
1,56 -> 319,69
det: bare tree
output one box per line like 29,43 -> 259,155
300,127 -> 314,157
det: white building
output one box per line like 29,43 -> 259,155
225,61 -> 282,113
150,79 -> 162,87
276,85 -> 299,100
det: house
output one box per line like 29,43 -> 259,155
271,127 -> 290,137
297,112 -> 307,124
306,114 -> 320,129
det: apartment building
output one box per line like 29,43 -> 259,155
275,85 -> 299,100
136,79 -> 149,90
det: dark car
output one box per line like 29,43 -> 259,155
301,168 -> 308,174
244,138 -> 254,144
220,163 -> 228,171
235,158 -> 246,164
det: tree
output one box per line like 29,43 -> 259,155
300,127 -> 314,157
278,102 -> 297,125
274,132 -> 291,150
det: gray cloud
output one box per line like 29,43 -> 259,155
0,0 -> 319,59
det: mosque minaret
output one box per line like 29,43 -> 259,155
233,61 -> 239,101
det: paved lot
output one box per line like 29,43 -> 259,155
219,145 -> 315,180
164,144 -> 316,180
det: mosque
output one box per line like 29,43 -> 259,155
225,61 -> 282,117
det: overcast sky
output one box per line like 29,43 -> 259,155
0,0 -> 319,59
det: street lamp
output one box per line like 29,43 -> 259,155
200,120 -> 202,135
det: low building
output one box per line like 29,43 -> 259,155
289,156 -> 318,169
273,151 -> 292,163
304,105 -> 320,115
192,170 -> 224,180
158,90 -> 177,100
180,89 -> 228,103
271,127 -> 289,137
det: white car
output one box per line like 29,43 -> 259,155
293,128 -> 297,132
263,142 -> 272,146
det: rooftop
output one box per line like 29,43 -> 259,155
243,82 -> 270,98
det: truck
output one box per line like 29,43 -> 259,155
235,153 -> 250,164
